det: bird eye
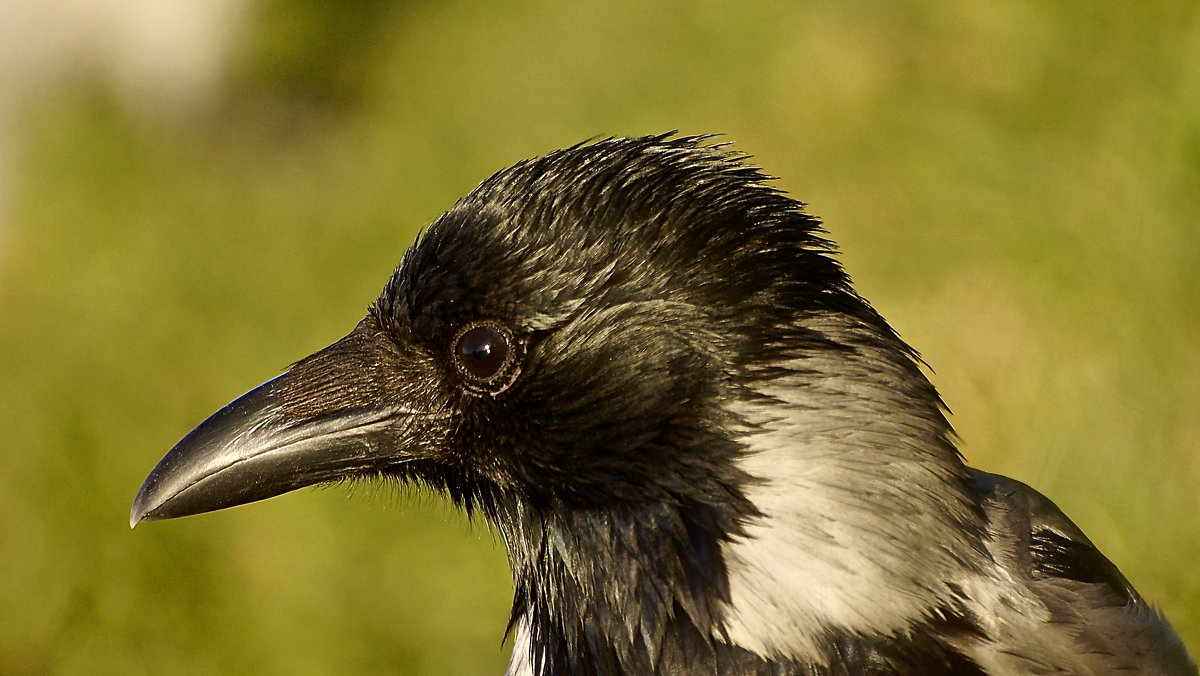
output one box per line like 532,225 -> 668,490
452,321 -> 523,394
457,326 -> 508,380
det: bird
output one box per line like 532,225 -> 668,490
132,134 -> 1195,675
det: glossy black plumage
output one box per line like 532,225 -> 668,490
133,135 -> 1195,675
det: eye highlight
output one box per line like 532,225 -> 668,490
452,322 -> 522,394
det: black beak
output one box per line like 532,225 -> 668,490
131,320 -> 443,527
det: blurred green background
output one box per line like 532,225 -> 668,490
1,1 -> 1197,673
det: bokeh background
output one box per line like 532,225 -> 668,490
1,1 -> 1196,673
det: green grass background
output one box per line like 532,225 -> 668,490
1,1 -> 1197,673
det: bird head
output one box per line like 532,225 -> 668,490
132,135 -> 985,672
131,135 -> 851,521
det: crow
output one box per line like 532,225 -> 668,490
132,135 -> 1195,675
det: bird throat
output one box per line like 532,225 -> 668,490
496,493 -> 755,674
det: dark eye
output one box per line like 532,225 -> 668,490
455,325 -> 510,381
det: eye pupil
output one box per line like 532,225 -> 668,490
456,326 -> 509,380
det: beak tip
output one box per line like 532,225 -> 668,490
130,478 -> 166,528
130,488 -> 150,529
